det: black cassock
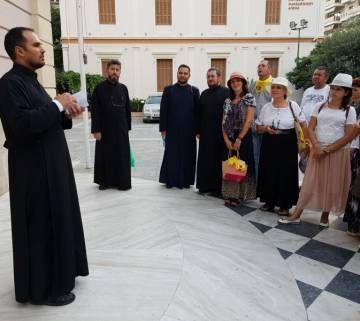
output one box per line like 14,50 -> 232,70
0,64 -> 88,303
196,86 -> 229,193
159,83 -> 200,188
91,80 -> 131,190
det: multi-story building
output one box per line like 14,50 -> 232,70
0,0 -> 56,195
324,0 -> 360,35
60,0 -> 325,99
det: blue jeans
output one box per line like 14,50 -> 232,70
252,131 -> 263,182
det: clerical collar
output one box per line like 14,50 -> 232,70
13,63 -> 37,79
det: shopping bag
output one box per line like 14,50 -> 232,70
222,153 -> 247,182
130,146 -> 135,167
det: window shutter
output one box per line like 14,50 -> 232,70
211,58 -> 227,86
211,0 -> 227,25
265,0 -> 281,25
156,0 -> 172,25
157,59 -> 173,92
99,0 -> 116,24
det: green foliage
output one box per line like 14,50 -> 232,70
56,71 -> 105,99
130,98 -> 145,112
51,6 -> 63,71
287,16 -> 360,90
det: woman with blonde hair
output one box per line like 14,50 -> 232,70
280,73 -> 356,226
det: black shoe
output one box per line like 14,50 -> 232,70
31,292 -> 76,306
166,184 -> 172,189
99,185 -> 108,190
118,187 -> 132,191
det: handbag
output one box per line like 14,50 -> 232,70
222,152 -> 247,182
289,101 -> 310,153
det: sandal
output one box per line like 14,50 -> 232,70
259,204 -> 275,212
230,199 -> 240,206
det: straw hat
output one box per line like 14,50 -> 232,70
227,72 -> 247,87
272,77 -> 292,96
330,73 -> 353,89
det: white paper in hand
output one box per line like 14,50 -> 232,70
73,91 -> 89,108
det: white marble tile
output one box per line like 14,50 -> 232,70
264,228 -> 310,253
286,254 -> 340,289
0,175 -> 307,321
307,291 -> 360,321
313,228 -> 360,252
344,253 -> 360,275
245,209 -> 280,228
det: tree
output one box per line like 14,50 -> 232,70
287,17 -> 360,90
51,6 -> 63,71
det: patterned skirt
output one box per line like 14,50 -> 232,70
222,131 -> 256,201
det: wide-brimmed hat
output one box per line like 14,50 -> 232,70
330,73 -> 353,89
271,77 -> 292,96
227,72 -> 247,87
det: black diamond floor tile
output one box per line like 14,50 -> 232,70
249,221 -> 272,233
226,204 -> 256,216
275,221 -> 323,238
277,248 -> 293,260
296,280 -> 323,308
325,270 -> 360,304
296,239 -> 355,269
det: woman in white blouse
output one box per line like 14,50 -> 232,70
279,73 -> 356,226
256,77 -> 307,216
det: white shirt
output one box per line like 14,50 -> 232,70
311,102 -> 356,147
52,99 -> 64,112
300,85 -> 330,123
255,101 -> 306,130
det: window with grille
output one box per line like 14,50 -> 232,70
211,0 -> 227,25
157,59 -> 173,92
211,59 -> 227,86
155,0 -> 172,25
98,0 -> 116,24
265,0 -> 281,25
265,58 -> 279,77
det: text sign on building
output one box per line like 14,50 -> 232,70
288,0 -> 314,10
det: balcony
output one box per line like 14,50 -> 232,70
324,14 -> 342,27
325,0 -> 345,11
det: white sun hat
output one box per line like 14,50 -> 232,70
272,77 -> 292,96
330,73 -> 353,89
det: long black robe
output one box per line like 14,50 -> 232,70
91,80 -> 131,189
0,64 -> 88,303
196,86 -> 229,193
159,83 -> 200,188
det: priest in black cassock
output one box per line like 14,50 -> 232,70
91,60 -> 131,190
159,64 -> 200,189
0,27 -> 88,306
196,68 -> 229,195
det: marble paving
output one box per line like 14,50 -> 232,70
0,174 -> 307,321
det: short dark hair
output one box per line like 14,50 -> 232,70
107,59 -> 121,69
315,66 -> 329,77
4,27 -> 34,61
228,78 -> 249,100
207,67 -> 221,77
353,77 -> 360,88
178,64 -> 190,72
